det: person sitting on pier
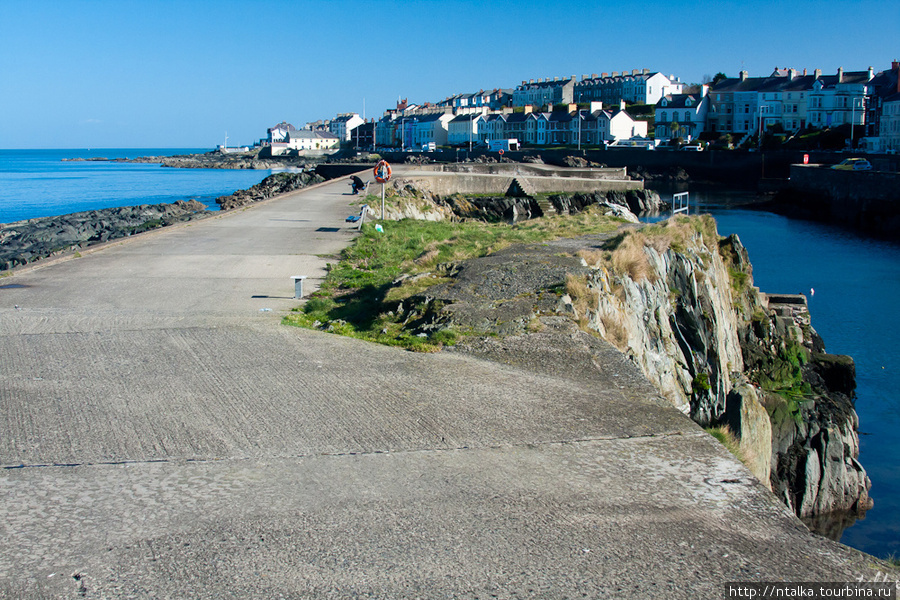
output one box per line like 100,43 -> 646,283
349,175 -> 365,195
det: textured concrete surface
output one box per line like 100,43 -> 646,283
0,177 -> 894,599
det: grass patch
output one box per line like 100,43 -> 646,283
705,426 -> 745,462
284,210 -> 621,350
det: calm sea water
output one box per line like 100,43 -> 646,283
0,149 -> 270,223
654,187 -> 900,560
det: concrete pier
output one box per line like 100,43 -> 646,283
0,173 -> 893,598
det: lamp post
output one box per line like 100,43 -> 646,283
577,108 -> 582,151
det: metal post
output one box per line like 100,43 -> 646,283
381,183 -> 385,221
291,276 -> 307,299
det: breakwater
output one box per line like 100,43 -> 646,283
774,164 -> 900,238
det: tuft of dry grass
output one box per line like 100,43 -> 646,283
609,232 -> 658,283
565,274 -> 599,319
600,314 -> 629,351
577,248 -> 605,268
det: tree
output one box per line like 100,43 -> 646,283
670,121 -> 681,141
711,72 -> 728,86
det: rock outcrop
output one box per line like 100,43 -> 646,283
215,171 -> 324,210
569,218 -> 871,521
0,200 -> 208,271
387,215 -> 870,526
378,180 -> 664,224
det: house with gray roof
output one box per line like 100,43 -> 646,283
655,87 -> 710,141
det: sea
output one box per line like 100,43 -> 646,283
0,148 -> 270,223
0,150 -> 897,560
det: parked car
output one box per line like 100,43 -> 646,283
831,158 -> 873,171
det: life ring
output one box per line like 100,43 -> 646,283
498,149 -> 504,156
374,160 -> 392,183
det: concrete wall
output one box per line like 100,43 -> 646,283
391,172 -> 641,196
405,162 -> 629,180
783,164 -> 900,237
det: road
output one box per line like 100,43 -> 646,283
0,176 -> 889,599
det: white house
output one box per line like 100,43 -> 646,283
607,107 -> 648,141
328,113 -> 365,143
412,113 -> 453,148
655,87 -> 709,141
448,113 -> 484,146
267,121 -> 296,144
270,130 -> 340,155
807,68 -> 873,129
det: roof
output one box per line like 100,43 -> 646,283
268,121 -> 296,132
656,93 -> 705,109
287,130 -> 338,140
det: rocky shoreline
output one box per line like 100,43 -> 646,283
0,171 -> 326,272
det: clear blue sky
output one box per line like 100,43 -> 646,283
1,0 -> 897,149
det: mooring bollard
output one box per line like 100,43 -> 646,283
291,276 -> 307,299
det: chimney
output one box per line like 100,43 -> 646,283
601,72 -> 608,78
814,69 -> 821,79
632,69 -> 639,75
529,79 -> 535,84
524,104 -> 533,114
837,67 -> 843,83
788,68 -> 797,80
643,68 -> 650,75
592,73 -> 598,78
612,71 -> 619,77
620,100 -> 626,111
700,84 -> 709,97
582,74 -> 589,80
803,68 -> 807,76
568,103 -> 577,113
740,70 -> 748,81
590,101 -> 603,112
868,66 -> 874,81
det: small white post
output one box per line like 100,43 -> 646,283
291,276 -> 307,299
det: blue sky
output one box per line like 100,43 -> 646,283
1,0 -> 897,149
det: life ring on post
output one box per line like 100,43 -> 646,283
498,149 -> 504,156
374,160 -> 392,183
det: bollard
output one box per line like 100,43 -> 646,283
291,276 -> 307,299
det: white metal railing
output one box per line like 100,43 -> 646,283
673,191 -> 689,215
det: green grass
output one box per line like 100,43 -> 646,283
284,209 -> 622,350
705,426 -> 745,462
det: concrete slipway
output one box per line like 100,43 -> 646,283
0,174 -> 893,599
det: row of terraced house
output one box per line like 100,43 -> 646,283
653,63 -> 900,152
264,61 -> 900,154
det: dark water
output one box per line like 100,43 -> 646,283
0,149 -> 269,223
650,186 -> 900,559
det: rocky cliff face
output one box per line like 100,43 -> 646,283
394,213 -> 871,523
567,217 -> 871,520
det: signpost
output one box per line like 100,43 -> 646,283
373,160 -> 392,220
